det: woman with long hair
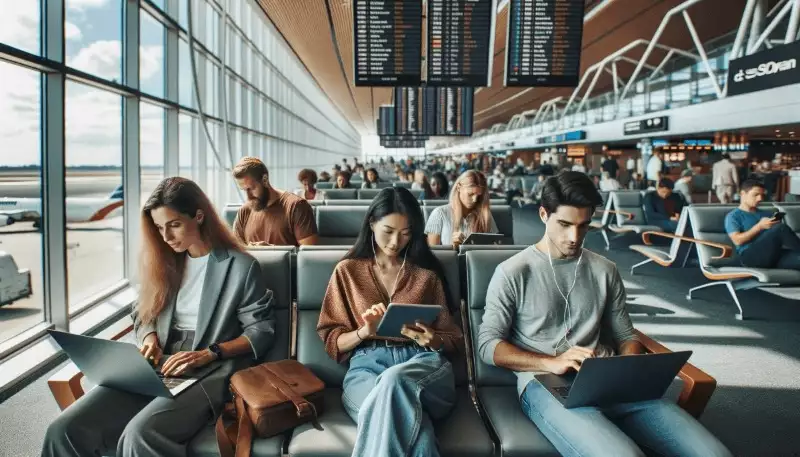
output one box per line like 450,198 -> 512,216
42,177 -> 276,457
335,170 -> 353,189
425,170 -> 498,247
361,168 -> 381,189
317,187 -> 463,457
429,172 -> 450,199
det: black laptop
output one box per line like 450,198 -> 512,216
534,351 -> 692,408
49,330 -> 220,398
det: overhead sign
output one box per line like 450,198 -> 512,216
623,116 -> 669,135
377,105 -> 396,136
380,135 -> 427,148
393,87 -> 437,136
505,0 -> 585,87
536,130 -> 586,144
727,40 -> 800,96
433,87 -> 474,136
354,0 -> 423,86
427,0 -> 496,86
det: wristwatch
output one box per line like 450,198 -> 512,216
208,343 -> 223,360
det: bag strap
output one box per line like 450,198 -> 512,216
215,395 -> 254,457
262,364 -> 323,430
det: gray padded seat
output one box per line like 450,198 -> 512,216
357,188 -> 384,199
422,205 -> 514,245
324,199 -> 371,206
393,181 -> 412,189
187,249 -> 292,457
773,204 -> 800,236
689,205 -> 800,283
609,191 -> 661,233
222,204 -> 239,227
316,206 -> 368,245
423,199 -> 449,206
320,189 -> 358,200
465,249 -> 559,457
629,207 -> 694,274
315,182 -> 334,189
288,250 -> 493,457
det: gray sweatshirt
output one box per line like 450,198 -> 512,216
477,245 -> 637,397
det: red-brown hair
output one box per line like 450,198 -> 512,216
449,170 -> 492,234
137,177 -> 241,325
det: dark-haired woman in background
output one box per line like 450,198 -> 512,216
425,170 -> 498,248
297,168 -> 318,200
42,177 -> 276,457
335,170 -> 354,189
362,168 -> 382,189
430,172 -> 450,199
317,187 -> 463,457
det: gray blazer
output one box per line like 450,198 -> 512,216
132,247 -> 276,414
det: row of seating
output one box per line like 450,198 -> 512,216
627,202 -> 800,319
222,203 -> 518,245
48,245 -> 716,457
314,181 -> 408,190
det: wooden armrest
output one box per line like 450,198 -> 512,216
48,324 -> 134,411
635,330 -> 716,418
599,210 -> 635,221
641,231 -> 733,260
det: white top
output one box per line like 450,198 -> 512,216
571,164 -> 586,173
626,158 -> 636,170
424,204 -> 499,245
599,178 -> 622,192
174,253 -> 210,330
646,156 -> 662,181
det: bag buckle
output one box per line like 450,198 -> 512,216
296,401 -> 316,419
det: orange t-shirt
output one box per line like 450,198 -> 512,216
234,191 -> 317,246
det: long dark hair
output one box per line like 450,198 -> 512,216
344,187 -> 455,308
138,177 -> 241,324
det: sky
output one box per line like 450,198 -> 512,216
0,0 -> 186,167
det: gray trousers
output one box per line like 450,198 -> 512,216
41,329 -> 213,457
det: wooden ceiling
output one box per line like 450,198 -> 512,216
257,0 -> 749,136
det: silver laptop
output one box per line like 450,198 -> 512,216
49,330 -> 219,398
534,351 -> 692,408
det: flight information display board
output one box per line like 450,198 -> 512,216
433,87 -> 474,136
380,136 -> 427,148
354,0 -> 423,86
393,86 -> 437,136
427,0 -> 496,86
504,0 -> 585,87
377,105 -> 396,136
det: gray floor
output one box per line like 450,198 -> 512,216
1,229 -> 800,456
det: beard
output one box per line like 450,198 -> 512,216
251,186 -> 270,210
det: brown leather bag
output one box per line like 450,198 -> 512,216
215,359 -> 325,457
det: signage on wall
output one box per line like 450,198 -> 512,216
727,40 -> 800,96
536,130 -> 586,144
623,116 -> 669,135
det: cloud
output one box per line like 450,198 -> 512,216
66,0 -> 109,11
0,62 -> 41,166
65,22 -> 83,41
0,0 -> 39,53
140,45 -> 164,82
69,40 -> 122,82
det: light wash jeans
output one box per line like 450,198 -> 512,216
342,344 -> 456,457
521,380 -> 732,457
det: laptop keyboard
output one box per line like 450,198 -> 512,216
554,386 -> 572,398
156,372 -> 188,390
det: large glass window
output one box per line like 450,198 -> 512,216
179,114 -> 194,178
65,81 -> 123,311
0,61 -> 42,341
179,38 -> 194,108
140,102 -> 165,199
66,0 -> 123,83
140,10 -> 165,99
0,0 -> 41,55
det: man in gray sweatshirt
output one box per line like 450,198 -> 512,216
477,171 -> 731,457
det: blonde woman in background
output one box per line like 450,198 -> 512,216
425,170 -> 498,248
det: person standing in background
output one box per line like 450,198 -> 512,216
646,152 -> 663,187
602,155 -> 619,179
712,153 -> 739,204
625,156 -> 636,185
674,169 -> 694,203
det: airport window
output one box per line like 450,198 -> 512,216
177,0 -> 189,30
205,1 -> 221,53
178,38 -> 194,108
0,61 -> 43,343
178,113 -> 194,179
140,102 -> 165,197
205,60 -> 220,117
150,0 -> 165,11
65,0 -> 123,84
140,9 -> 165,99
64,81 -> 123,311
0,0 -> 40,56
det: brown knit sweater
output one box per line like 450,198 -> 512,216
317,258 -> 464,363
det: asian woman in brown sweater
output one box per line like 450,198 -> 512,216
317,187 -> 463,457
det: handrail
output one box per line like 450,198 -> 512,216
641,231 -> 733,259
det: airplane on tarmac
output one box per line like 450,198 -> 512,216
0,185 -> 124,228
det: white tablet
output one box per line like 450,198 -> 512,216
375,303 -> 442,338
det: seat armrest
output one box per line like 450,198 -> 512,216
634,330 -> 716,418
600,210 -> 635,221
641,231 -> 733,260
48,324 -> 134,410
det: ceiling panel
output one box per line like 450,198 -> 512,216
257,0 -> 749,137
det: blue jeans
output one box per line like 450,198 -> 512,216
740,223 -> 800,269
520,381 -> 732,457
342,344 -> 456,457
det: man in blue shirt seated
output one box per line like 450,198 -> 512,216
643,178 -> 686,232
725,179 -> 800,269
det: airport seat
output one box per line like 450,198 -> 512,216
222,204 -> 239,227
323,199 -> 370,206
319,189 -> 358,200
464,249 -> 719,456
47,250 -> 294,457
288,249 -> 494,457
686,205 -> 800,319
602,191 -> 662,249
421,205 -> 514,244
315,206 -> 368,245
393,181 -> 412,189
629,206 -> 695,275
315,182 -> 335,189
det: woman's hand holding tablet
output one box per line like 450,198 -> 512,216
376,303 -> 441,339
359,303 -> 387,339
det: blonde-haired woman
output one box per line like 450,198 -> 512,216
42,177 -> 276,457
425,170 -> 498,247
